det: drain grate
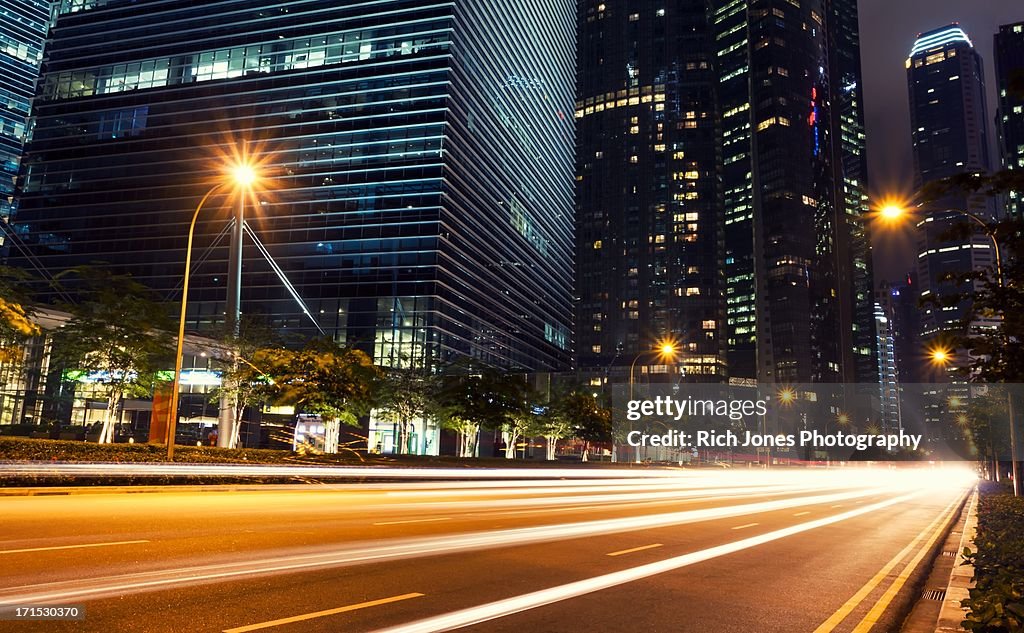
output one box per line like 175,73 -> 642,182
925,589 -> 947,601
942,550 -> 958,557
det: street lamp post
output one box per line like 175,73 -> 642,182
628,342 -> 677,401
167,164 -> 258,461
218,164 -> 256,449
166,183 -> 225,461
881,203 -> 1019,496
627,342 -> 677,463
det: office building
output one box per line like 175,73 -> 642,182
995,21 -> 1024,219
575,0 -> 876,386
575,0 -> 725,385
10,0 -> 576,377
906,25 -> 995,340
714,0 -> 875,383
1,0 -> 50,243
874,301 -> 900,433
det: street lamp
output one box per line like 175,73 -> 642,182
929,343 -> 1018,494
166,161 -> 260,460
874,202 -> 1004,287
626,340 -> 677,464
879,201 -> 1018,496
628,340 -> 677,401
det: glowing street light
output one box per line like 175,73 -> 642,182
878,204 -> 906,222
232,163 -> 258,188
929,347 -> 952,366
628,339 -> 678,401
777,387 -> 796,406
166,158 -> 262,460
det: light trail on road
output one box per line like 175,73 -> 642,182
0,484 -> 899,606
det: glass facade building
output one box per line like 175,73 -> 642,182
11,0 -> 575,372
713,0 -> 875,383
0,0 -> 50,239
575,0 -> 875,385
906,25 -> 996,341
996,22 -> 1024,219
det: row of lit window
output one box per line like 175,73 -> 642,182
43,30 -> 449,100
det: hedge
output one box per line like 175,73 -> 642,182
962,481 -> 1024,633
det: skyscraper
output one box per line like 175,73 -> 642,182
714,0 -> 875,383
575,0 -> 875,386
873,300 -> 901,433
906,25 -> 995,341
995,22 -> 1024,219
575,1 -> 725,385
0,0 -> 50,241
11,0 -> 575,373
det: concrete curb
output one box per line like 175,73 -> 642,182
935,487 -> 978,632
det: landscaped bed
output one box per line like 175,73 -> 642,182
962,480 -> 1024,633
0,436 -> 627,487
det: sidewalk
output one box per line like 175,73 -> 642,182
935,489 -> 978,632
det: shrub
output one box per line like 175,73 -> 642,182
961,482 -> 1024,633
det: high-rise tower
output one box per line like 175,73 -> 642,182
906,25 -> 995,340
0,0 -> 50,243
995,22 -> 1024,219
714,0 -> 875,383
575,0 -> 875,385
575,1 -> 725,385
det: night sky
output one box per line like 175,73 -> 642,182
859,0 -> 1023,284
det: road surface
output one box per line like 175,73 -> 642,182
0,467 -> 974,632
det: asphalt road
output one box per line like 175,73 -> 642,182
0,467 -> 974,633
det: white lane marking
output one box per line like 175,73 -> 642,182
793,511 -> 811,517
731,523 -> 759,530
374,518 -> 451,526
0,488 -> 888,605
369,492 -> 925,633
831,504 -> 843,508
0,540 -> 149,555
606,544 -> 662,557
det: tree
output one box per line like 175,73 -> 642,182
375,364 -> 439,455
51,268 -> 172,443
0,266 -> 40,365
558,391 -> 612,462
919,171 -> 1024,382
966,388 -> 1013,479
255,340 -> 379,453
433,369 -> 524,458
209,315 -> 280,448
536,392 -> 575,461
500,385 -> 538,459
